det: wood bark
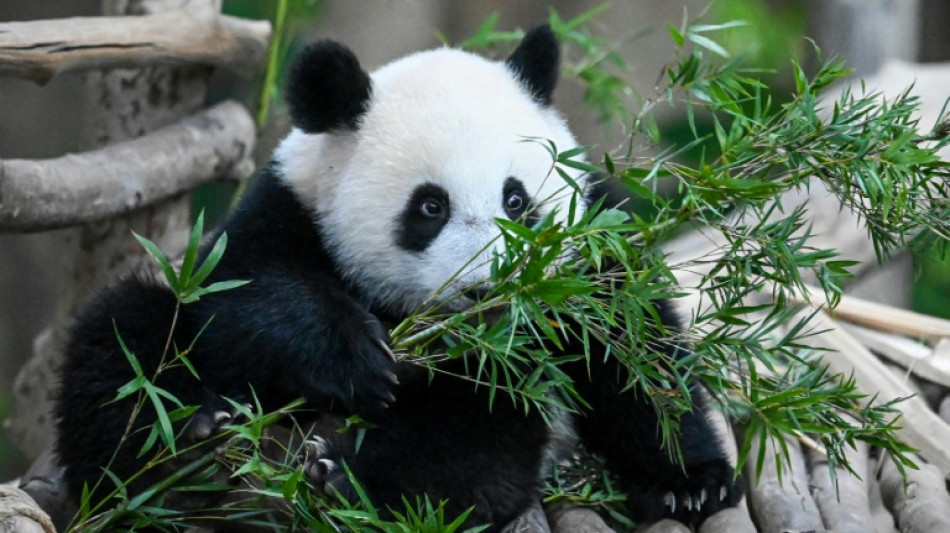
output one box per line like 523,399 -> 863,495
0,4 -> 270,84
0,486 -> 54,533
0,100 -> 255,232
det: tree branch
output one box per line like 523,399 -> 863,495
0,100 -> 255,232
0,5 -> 271,84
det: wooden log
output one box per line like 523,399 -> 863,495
0,4 -> 271,84
0,485 -> 55,533
879,454 -> 950,532
547,505 -> 615,533
0,100 -> 255,232
697,506 -> 757,533
940,396 -> 950,423
500,499 -> 551,533
800,310 -> 950,478
807,440 -> 874,533
745,432 -> 824,532
634,518 -> 690,533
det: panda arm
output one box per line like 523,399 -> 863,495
193,267 -> 397,415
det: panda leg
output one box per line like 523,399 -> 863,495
562,350 -> 743,525
302,365 -> 549,532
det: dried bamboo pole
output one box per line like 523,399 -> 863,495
790,284 -> 950,341
0,100 -> 255,232
841,324 -> 950,388
0,4 -> 270,84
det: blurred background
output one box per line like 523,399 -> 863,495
1,0 -> 948,479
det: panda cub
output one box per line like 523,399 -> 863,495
55,26 -> 741,530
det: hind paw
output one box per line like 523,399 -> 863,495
629,459 -> 743,526
186,399 -> 252,442
303,436 -> 356,501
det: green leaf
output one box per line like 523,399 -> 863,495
184,231 -> 230,297
178,210 -> 206,289
667,24 -> 685,47
688,33 -> 730,58
132,232 -> 178,290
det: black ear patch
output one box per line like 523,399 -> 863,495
286,41 -> 372,133
506,25 -> 560,106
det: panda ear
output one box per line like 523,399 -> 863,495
286,40 -> 372,133
506,25 -> 560,106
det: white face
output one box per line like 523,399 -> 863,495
277,48 -> 586,315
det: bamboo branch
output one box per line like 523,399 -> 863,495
801,309 -> 950,478
0,4 -> 271,84
0,100 -> 255,232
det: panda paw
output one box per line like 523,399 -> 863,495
326,311 -> 400,415
303,436 -> 357,502
628,459 -> 743,526
185,398 -> 252,442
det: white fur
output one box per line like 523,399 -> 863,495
277,47 -> 586,314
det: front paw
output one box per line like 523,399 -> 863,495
336,314 -> 400,414
628,459 -> 743,526
309,310 -> 399,415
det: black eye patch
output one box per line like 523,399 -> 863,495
503,177 -> 540,226
395,183 -> 451,252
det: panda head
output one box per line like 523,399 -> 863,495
276,26 -> 586,315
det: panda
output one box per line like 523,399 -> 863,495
54,25 -> 742,531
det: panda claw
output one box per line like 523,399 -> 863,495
307,437 -> 328,456
663,492 -> 675,512
212,410 -> 231,424
720,485 -> 728,502
317,458 -> 337,475
375,338 -> 398,364
385,371 -> 400,386
700,488 -> 708,505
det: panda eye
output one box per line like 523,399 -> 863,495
419,198 -> 445,218
506,192 -> 524,212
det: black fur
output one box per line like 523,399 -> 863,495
506,25 -> 560,106
55,29 -> 742,531
395,183 -> 451,252
503,177 -> 539,225
286,40 -> 372,132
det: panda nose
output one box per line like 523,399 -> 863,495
463,285 -> 492,302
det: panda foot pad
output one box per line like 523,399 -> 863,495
303,436 -> 355,500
